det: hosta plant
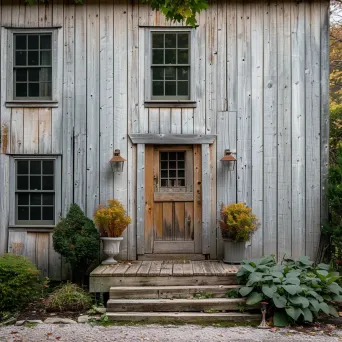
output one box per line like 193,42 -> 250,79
237,255 -> 341,327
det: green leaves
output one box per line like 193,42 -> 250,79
282,285 -> 299,295
286,306 -> 303,321
302,308 -> 313,322
246,291 -> 263,305
328,282 -> 342,295
273,293 -> 287,308
273,311 -> 290,327
262,284 -> 277,298
239,286 -> 254,297
288,296 -> 310,308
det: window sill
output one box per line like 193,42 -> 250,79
9,225 -> 55,232
145,101 -> 197,108
6,100 -> 58,108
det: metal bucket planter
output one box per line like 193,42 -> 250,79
223,239 -> 246,264
101,237 -> 123,265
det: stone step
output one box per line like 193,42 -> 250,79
109,285 -> 240,299
106,298 -> 255,312
106,312 -> 261,324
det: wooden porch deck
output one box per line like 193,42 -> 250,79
89,261 -> 239,292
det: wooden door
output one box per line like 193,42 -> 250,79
145,145 -> 202,254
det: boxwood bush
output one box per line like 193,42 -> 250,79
0,254 -> 42,312
237,255 -> 341,326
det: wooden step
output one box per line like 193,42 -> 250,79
106,312 -> 261,324
110,285 -> 240,299
106,298 -> 254,312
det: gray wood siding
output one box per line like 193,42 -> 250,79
0,0 -> 329,278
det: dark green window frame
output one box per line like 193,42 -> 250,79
14,33 -> 52,100
15,159 -> 55,225
151,31 -> 190,100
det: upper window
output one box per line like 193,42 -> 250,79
14,33 -> 52,100
151,32 -> 190,100
15,159 -> 55,225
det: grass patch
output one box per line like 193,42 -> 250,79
193,292 -> 214,299
45,282 -> 93,312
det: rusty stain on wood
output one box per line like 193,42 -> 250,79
1,124 -> 8,153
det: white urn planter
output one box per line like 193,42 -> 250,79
223,239 -> 246,264
101,237 -> 123,265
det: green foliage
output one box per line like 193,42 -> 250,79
0,254 -> 43,312
330,105 -> 342,165
219,202 -> 259,242
53,204 -> 100,282
143,0 -> 209,26
45,282 -> 92,312
236,255 -> 341,326
193,292 -> 214,299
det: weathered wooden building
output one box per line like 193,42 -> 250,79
0,0 -> 329,280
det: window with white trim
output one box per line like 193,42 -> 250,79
15,159 -> 55,225
151,31 -> 190,100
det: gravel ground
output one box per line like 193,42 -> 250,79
1,324 -> 342,342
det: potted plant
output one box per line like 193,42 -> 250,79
219,202 -> 258,263
94,200 -> 131,265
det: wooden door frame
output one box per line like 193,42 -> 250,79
135,138 -> 217,259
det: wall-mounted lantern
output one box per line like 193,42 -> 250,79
110,149 -> 126,173
220,149 -> 237,171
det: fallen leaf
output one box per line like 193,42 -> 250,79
56,337 -> 61,340
47,332 -> 53,336
10,331 -> 18,334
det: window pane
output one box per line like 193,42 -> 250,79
161,179 -> 167,187
30,207 -> 41,220
17,176 -> 29,190
178,170 -> 185,178
169,170 -> 176,178
30,176 -> 41,190
43,207 -> 54,220
178,67 -> 189,80
40,51 -> 51,65
40,83 -> 51,97
165,34 -> 176,48
161,170 -> 168,178
152,81 -> 164,96
169,152 -> 176,160
16,51 -> 26,66
161,161 -> 168,169
177,152 -> 184,160
165,67 -> 176,80
165,81 -> 176,96
43,193 -> 54,205
178,34 -> 189,48
43,161 -> 54,174
152,33 -> 164,48
29,69 -> 39,82
28,35 -> 39,49
28,51 -> 39,65
18,207 -> 29,220
160,152 -> 168,160
30,160 -> 41,174
31,193 -> 41,205
43,176 -> 54,190
40,35 -> 51,49
178,161 -> 185,169
16,69 -> 27,82
28,83 -> 39,97
18,194 -> 29,205
165,49 -> 176,64
177,50 -> 189,64
16,83 -> 27,97
178,81 -> 189,96
169,161 -> 176,169
152,68 -> 164,80
16,35 -> 26,49
152,49 -> 164,64
40,68 -> 52,82
17,161 -> 29,174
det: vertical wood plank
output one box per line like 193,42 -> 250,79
154,202 -> 163,240
62,1 -> 75,215
99,0 -> 114,206
8,231 -> 27,256
193,144 -> 202,253
38,108 -> 52,154
36,233 -> 49,278
263,0 -> 278,256
23,109 -> 39,154
277,0 -> 292,259
174,202 -> 185,240
181,108 -> 194,134
26,232 -> 37,265
162,202 -> 173,241
184,202 -> 194,241
49,232 -> 62,280
0,157 -> 10,255
11,108 -> 24,154
251,0 -> 264,258
201,143 -> 210,254
25,0 -> 39,26
74,3 -> 87,211
136,143 -> 145,255
210,141 -> 217,259
305,0 -> 321,259
86,0 -> 100,217
159,108 -> 171,134
39,2 -> 52,27
171,109 -> 182,134
138,27 -> 148,133
144,145 -> 154,253
291,0 -> 306,258
114,0 -> 129,259
149,108 -> 160,133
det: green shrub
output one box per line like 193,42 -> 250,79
53,204 -> 100,283
45,282 -> 92,312
0,254 -> 42,312
237,255 -> 341,327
